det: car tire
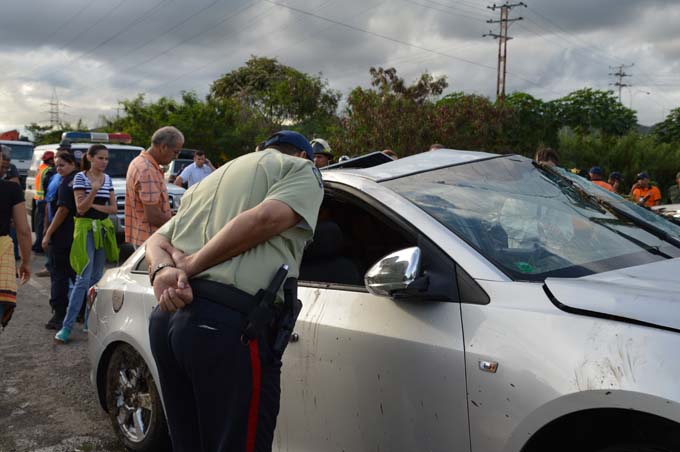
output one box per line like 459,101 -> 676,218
597,445 -> 675,452
105,344 -> 170,452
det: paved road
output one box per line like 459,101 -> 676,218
0,253 -> 124,452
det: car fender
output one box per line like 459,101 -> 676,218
503,390 -> 680,452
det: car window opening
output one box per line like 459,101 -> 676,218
299,193 -> 416,287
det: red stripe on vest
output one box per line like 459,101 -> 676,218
246,340 -> 262,452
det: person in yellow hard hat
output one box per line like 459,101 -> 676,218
311,138 -> 333,168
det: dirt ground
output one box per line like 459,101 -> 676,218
0,254 -> 125,452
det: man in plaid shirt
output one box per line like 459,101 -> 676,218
125,126 -> 184,247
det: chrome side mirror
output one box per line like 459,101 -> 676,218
365,247 -> 423,297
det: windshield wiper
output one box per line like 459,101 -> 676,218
533,162 -> 680,249
589,218 -> 672,258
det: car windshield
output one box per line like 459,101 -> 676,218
384,155 -> 680,281
550,165 -> 680,244
7,143 -> 33,160
73,146 -> 141,178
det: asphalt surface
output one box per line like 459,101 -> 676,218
0,253 -> 125,452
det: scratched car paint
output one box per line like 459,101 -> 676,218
88,150 -> 680,452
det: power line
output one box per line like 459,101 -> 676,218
72,1 -> 263,93
259,0 -> 555,94
15,0 -> 132,79
484,2 -> 526,101
39,0 -> 99,46
43,0 -> 168,80
399,0 -> 487,22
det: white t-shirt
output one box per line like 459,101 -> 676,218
178,162 -> 212,187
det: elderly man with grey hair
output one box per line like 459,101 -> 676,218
125,126 -> 184,247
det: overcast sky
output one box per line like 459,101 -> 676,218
1,0 -> 679,136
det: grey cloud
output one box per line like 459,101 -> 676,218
0,0 -> 679,130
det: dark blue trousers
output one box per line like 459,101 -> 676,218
32,201 -> 46,252
149,296 -> 282,452
48,245 -> 74,314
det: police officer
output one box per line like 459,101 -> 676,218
311,137 -> 333,168
145,130 -> 323,452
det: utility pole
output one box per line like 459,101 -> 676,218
609,63 -> 634,103
484,2 -> 526,102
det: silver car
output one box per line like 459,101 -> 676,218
88,150 -> 680,452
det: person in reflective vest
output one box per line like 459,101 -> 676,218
32,151 -> 55,253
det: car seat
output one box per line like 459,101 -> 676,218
300,221 -> 364,286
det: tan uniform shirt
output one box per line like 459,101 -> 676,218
157,149 -> 323,302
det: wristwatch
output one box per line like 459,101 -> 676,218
149,262 -> 175,286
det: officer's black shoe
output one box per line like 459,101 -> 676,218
45,312 -> 64,330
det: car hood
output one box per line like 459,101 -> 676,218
110,177 -> 185,195
545,258 -> 680,332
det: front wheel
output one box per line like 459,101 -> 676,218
597,445 -> 676,452
105,344 -> 170,451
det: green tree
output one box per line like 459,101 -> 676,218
558,131 -> 680,195
209,56 -> 341,129
25,119 -> 89,145
503,92 -> 559,153
550,88 -> 637,136
334,67 -> 448,156
368,67 -> 448,103
653,107 -> 680,144
434,92 -> 515,153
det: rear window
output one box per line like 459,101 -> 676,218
7,143 -> 33,160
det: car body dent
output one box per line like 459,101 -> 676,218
464,279 -> 680,452
276,285 -> 470,452
89,251 -> 161,411
545,258 -> 680,332
89,156 -> 680,452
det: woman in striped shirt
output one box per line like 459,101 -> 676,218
55,144 -> 119,344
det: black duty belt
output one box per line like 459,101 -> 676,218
189,279 -> 257,316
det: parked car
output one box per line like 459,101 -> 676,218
1,139 -> 33,187
88,149 -> 680,452
25,132 -> 185,240
163,159 -> 192,184
653,203 -> 680,226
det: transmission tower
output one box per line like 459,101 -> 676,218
48,88 -> 62,127
484,2 -> 526,102
609,63 -> 634,103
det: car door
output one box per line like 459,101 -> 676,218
275,196 -> 470,452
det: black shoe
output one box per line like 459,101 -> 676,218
45,312 -> 64,330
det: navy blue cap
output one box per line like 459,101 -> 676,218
262,130 -> 313,160
609,171 -> 622,181
589,166 -> 603,176
637,171 -> 650,180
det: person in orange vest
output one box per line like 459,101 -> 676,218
608,171 -> 623,194
32,151 -> 55,253
588,166 -> 614,192
630,172 -> 662,208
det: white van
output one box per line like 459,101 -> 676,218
0,139 -> 34,187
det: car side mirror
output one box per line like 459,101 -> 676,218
365,247 -> 428,298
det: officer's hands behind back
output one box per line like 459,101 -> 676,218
153,267 -> 193,312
